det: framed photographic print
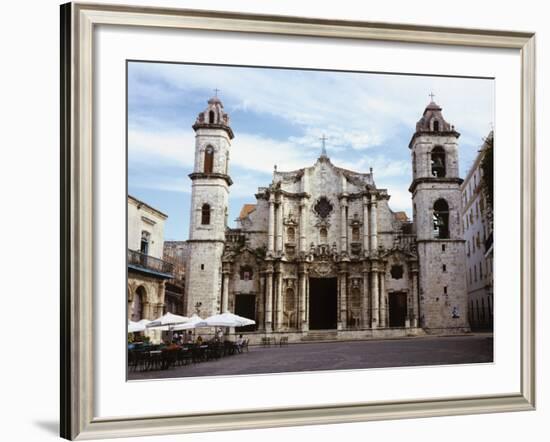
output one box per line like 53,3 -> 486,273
60,2 -> 536,440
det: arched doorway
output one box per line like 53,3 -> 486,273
131,286 -> 146,321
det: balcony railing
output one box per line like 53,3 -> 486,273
395,234 -> 417,251
128,249 -> 174,276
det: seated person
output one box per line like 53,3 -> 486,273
236,334 -> 244,353
183,330 -> 193,344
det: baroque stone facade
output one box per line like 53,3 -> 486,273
184,96 -> 470,338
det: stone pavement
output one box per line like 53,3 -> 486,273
128,334 -> 493,380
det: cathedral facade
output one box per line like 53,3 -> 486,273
184,96 -> 470,340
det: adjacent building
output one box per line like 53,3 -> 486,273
127,195 -> 174,323
163,241 -> 188,316
182,96 -> 470,342
461,132 -> 494,330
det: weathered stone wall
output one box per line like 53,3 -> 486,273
128,272 -> 167,343
188,179 -> 229,241
184,241 -> 224,318
127,196 -> 167,258
417,240 -> 468,331
230,251 -> 261,298
128,273 -> 166,319
384,253 -> 411,293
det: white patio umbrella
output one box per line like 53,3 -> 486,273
128,321 -> 142,333
202,312 -> 256,327
172,314 -> 205,331
146,312 -> 190,329
127,319 -> 151,333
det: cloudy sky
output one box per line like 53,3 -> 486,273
128,61 -> 494,241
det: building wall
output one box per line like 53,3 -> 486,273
127,196 -> 171,343
461,135 -> 494,330
127,196 -> 167,259
188,177 -> 229,242
184,241 -> 224,318
417,240 -> 468,331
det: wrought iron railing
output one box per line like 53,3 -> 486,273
127,249 -> 174,275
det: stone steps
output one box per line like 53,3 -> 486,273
301,330 -> 338,341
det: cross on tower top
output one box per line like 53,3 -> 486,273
213,88 -> 220,97
429,92 -> 435,102
320,134 -> 328,157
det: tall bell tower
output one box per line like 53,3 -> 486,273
184,95 -> 234,317
409,97 -> 469,333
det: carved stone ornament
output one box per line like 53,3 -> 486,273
314,196 -> 333,219
311,260 -> 333,277
284,211 -> 299,226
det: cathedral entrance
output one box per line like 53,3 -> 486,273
308,278 -> 337,330
234,294 -> 256,332
389,292 -> 407,327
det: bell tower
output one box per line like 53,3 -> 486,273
409,97 -> 469,333
184,95 -> 234,317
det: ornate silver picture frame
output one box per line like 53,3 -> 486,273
60,2 -> 535,439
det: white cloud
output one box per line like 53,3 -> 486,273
128,126 -> 319,175
383,187 -> 413,216
129,62 -> 494,175
128,124 -> 413,200
332,154 -> 411,180
128,128 -> 195,167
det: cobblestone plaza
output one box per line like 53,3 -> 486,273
129,334 -> 492,380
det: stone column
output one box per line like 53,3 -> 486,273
299,200 -> 307,253
340,198 -> 348,253
340,269 -> 348,329
379,267 -> 387,328
156,303 -> 165,317
299,265 -> 308,331
275,272 -> 283,330
370,194 -> 378,253
127,292 -> 133,321
370,266 -> 379,328
411,266 -> 419,328
222,271 -> 230,313
276,199 -> 284,253
265,267 -> 273,332
362,269 -> 369,328
267,196 -> 275,254
143,301 -> 152,320
158,280 -> 166,305
258,275 -> 265,331
305,277 -> 310,326
294,280 -> 300,329
363,195 -> 370,255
